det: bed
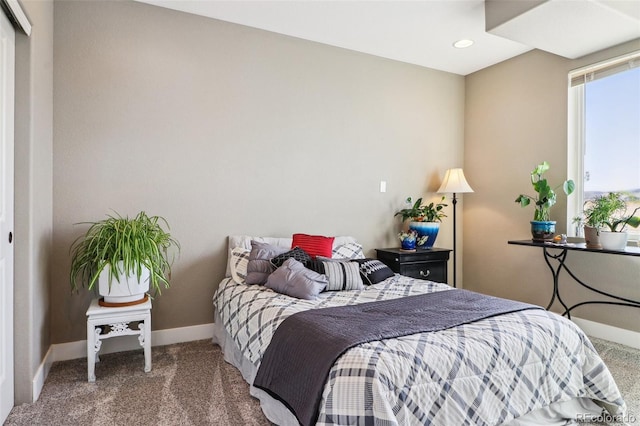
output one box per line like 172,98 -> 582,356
212,235 -> 626,425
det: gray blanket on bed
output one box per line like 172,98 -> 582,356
253,288 -> 542,426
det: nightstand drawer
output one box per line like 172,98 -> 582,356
399,262 -> 447,282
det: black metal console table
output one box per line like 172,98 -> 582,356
508,240 -> 640,318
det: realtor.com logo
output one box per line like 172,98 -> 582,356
577,413 -> 638,424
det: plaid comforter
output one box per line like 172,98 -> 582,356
213,275 -> 626,425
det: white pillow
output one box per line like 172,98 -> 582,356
229,247 -> 250,284
226,235 -> 359,277
332,242 -> 365,260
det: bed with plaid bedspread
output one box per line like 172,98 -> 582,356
213,274 -> 626,425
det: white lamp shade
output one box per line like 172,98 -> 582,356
437,168 -> 474,194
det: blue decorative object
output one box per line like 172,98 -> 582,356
530,220 -> 556,242
401,238 -> 416,251
409,222 -> 440,249
398,230 -> 418,251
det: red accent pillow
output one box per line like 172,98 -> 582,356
291,233 -> 335,259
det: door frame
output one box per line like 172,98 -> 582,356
0,8 -> 15,424
0,1 -> 30,421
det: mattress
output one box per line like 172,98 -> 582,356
212,274 -> 626,425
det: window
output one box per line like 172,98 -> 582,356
568,51 -> 640,241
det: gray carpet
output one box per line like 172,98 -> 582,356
5,337 -> 639,425
5,340 -> 270,426
590,337 -> 640,424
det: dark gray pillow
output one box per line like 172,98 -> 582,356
265,258 -> 327,300
245,241 -> 289,285
270,246 -> 312,268
351,258 -> 395,285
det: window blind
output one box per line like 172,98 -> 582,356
570,51 -> 640,87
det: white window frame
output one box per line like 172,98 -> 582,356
567,50 -> 640,240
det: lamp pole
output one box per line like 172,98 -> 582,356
451,192 -> 458,288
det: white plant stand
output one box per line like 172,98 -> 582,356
85,297 -> 152,382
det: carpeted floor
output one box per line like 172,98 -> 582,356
589,337 -> 640,425
5,340 -> 270,426
5,337 -> 639,425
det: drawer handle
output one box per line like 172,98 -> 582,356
419,270 -> 430,277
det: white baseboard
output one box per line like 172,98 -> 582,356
32,346 -> 53,401
571,317 -> 640,350
32,322 -> 215,402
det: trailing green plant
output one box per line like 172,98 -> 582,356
515,161 -> 575,221
70,211 -> 180,295
583,192 -> 640,232
394,196 -> 447,223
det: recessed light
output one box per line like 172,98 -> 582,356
453,39 -> 474,49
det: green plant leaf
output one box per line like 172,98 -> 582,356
533,161 -> 550,176
69,211 -> 180,295
515,195 -> 531,207
627,216 -> 640,228
564,179 -> 575,195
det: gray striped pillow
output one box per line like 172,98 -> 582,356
322,261 -> 364,291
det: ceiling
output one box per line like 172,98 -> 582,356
135,0 -> 640,76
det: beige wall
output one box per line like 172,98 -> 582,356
52,1 -> 465,343
464,40 -> 640,333
14,0 -> 54,403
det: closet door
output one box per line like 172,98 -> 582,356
0,8 -> 15,424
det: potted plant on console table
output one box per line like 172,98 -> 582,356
395,196 -> 447,249
582,192 -> 640,250
515,161 -> 575,242
70,211 -> 180,306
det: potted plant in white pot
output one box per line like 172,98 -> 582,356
70,211 -> 180,306
515,161 -> 575,242
394,196 -> 447,249
583,192 -> 640,251
580,194 -> 613,249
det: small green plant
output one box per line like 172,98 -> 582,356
394,196 -> 447,223
515,161 -> 575,221
583,192 -> 640,232
70,211 -> 180,295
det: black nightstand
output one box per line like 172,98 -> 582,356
376,248 -> 452,284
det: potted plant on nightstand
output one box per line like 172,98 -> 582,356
395,196 -> 447,249
70,211 -> 180,306
515,161 -> 575,241
583,192 -> 640,250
